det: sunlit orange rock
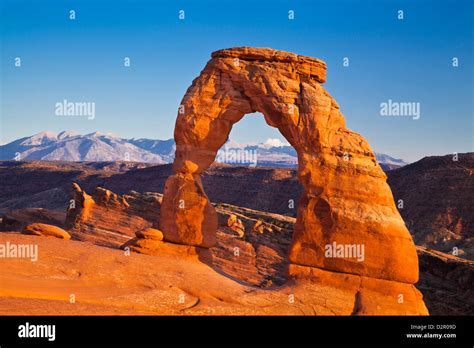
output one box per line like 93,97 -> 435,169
160,47 -> 419,285
288,264 -> 428,315
160,173 -> 217,247
135,227 -> 164,241
66,182 -> 95,225
65,183 -> 159,248
22,223 -> 71,239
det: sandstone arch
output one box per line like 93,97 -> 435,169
160,47 -> 419,285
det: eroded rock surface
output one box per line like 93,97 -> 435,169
65,183 -> 161,247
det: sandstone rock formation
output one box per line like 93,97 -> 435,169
225,214 -> 245,238
135,228 -> 164,241
120,226 -> 212,261
66,183 -> 161,248
22,223 -> 71,239
160,173 -> 217,247
121,236 -> 212,264
160,47 -> 419,287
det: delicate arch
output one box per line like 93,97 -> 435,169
160,47 -> 419,284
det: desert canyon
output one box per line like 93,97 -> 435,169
1,48 -> 472,315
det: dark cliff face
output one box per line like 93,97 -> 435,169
202,166 -> 302,217
0,161 -> 302,217
416,246 -> 474,315
387,153 -> 474,259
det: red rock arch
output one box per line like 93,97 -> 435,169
160,47 -> 419,284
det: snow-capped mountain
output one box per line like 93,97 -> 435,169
0,131 -> 169,163
219,138 -> 297,167
127,138 -> 175,163
219,138 -> 407,169
372,153 -> 407,167
0,131 -> 407,170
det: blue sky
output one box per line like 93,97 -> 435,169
1,0 -> 472,162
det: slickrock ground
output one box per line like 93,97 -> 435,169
0,232 -> 427,315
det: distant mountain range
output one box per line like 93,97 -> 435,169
0,131 -> 408,170
0,131 -> 174,164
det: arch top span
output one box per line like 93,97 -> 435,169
211,46 -> 327,83
159,47 -> 420,286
